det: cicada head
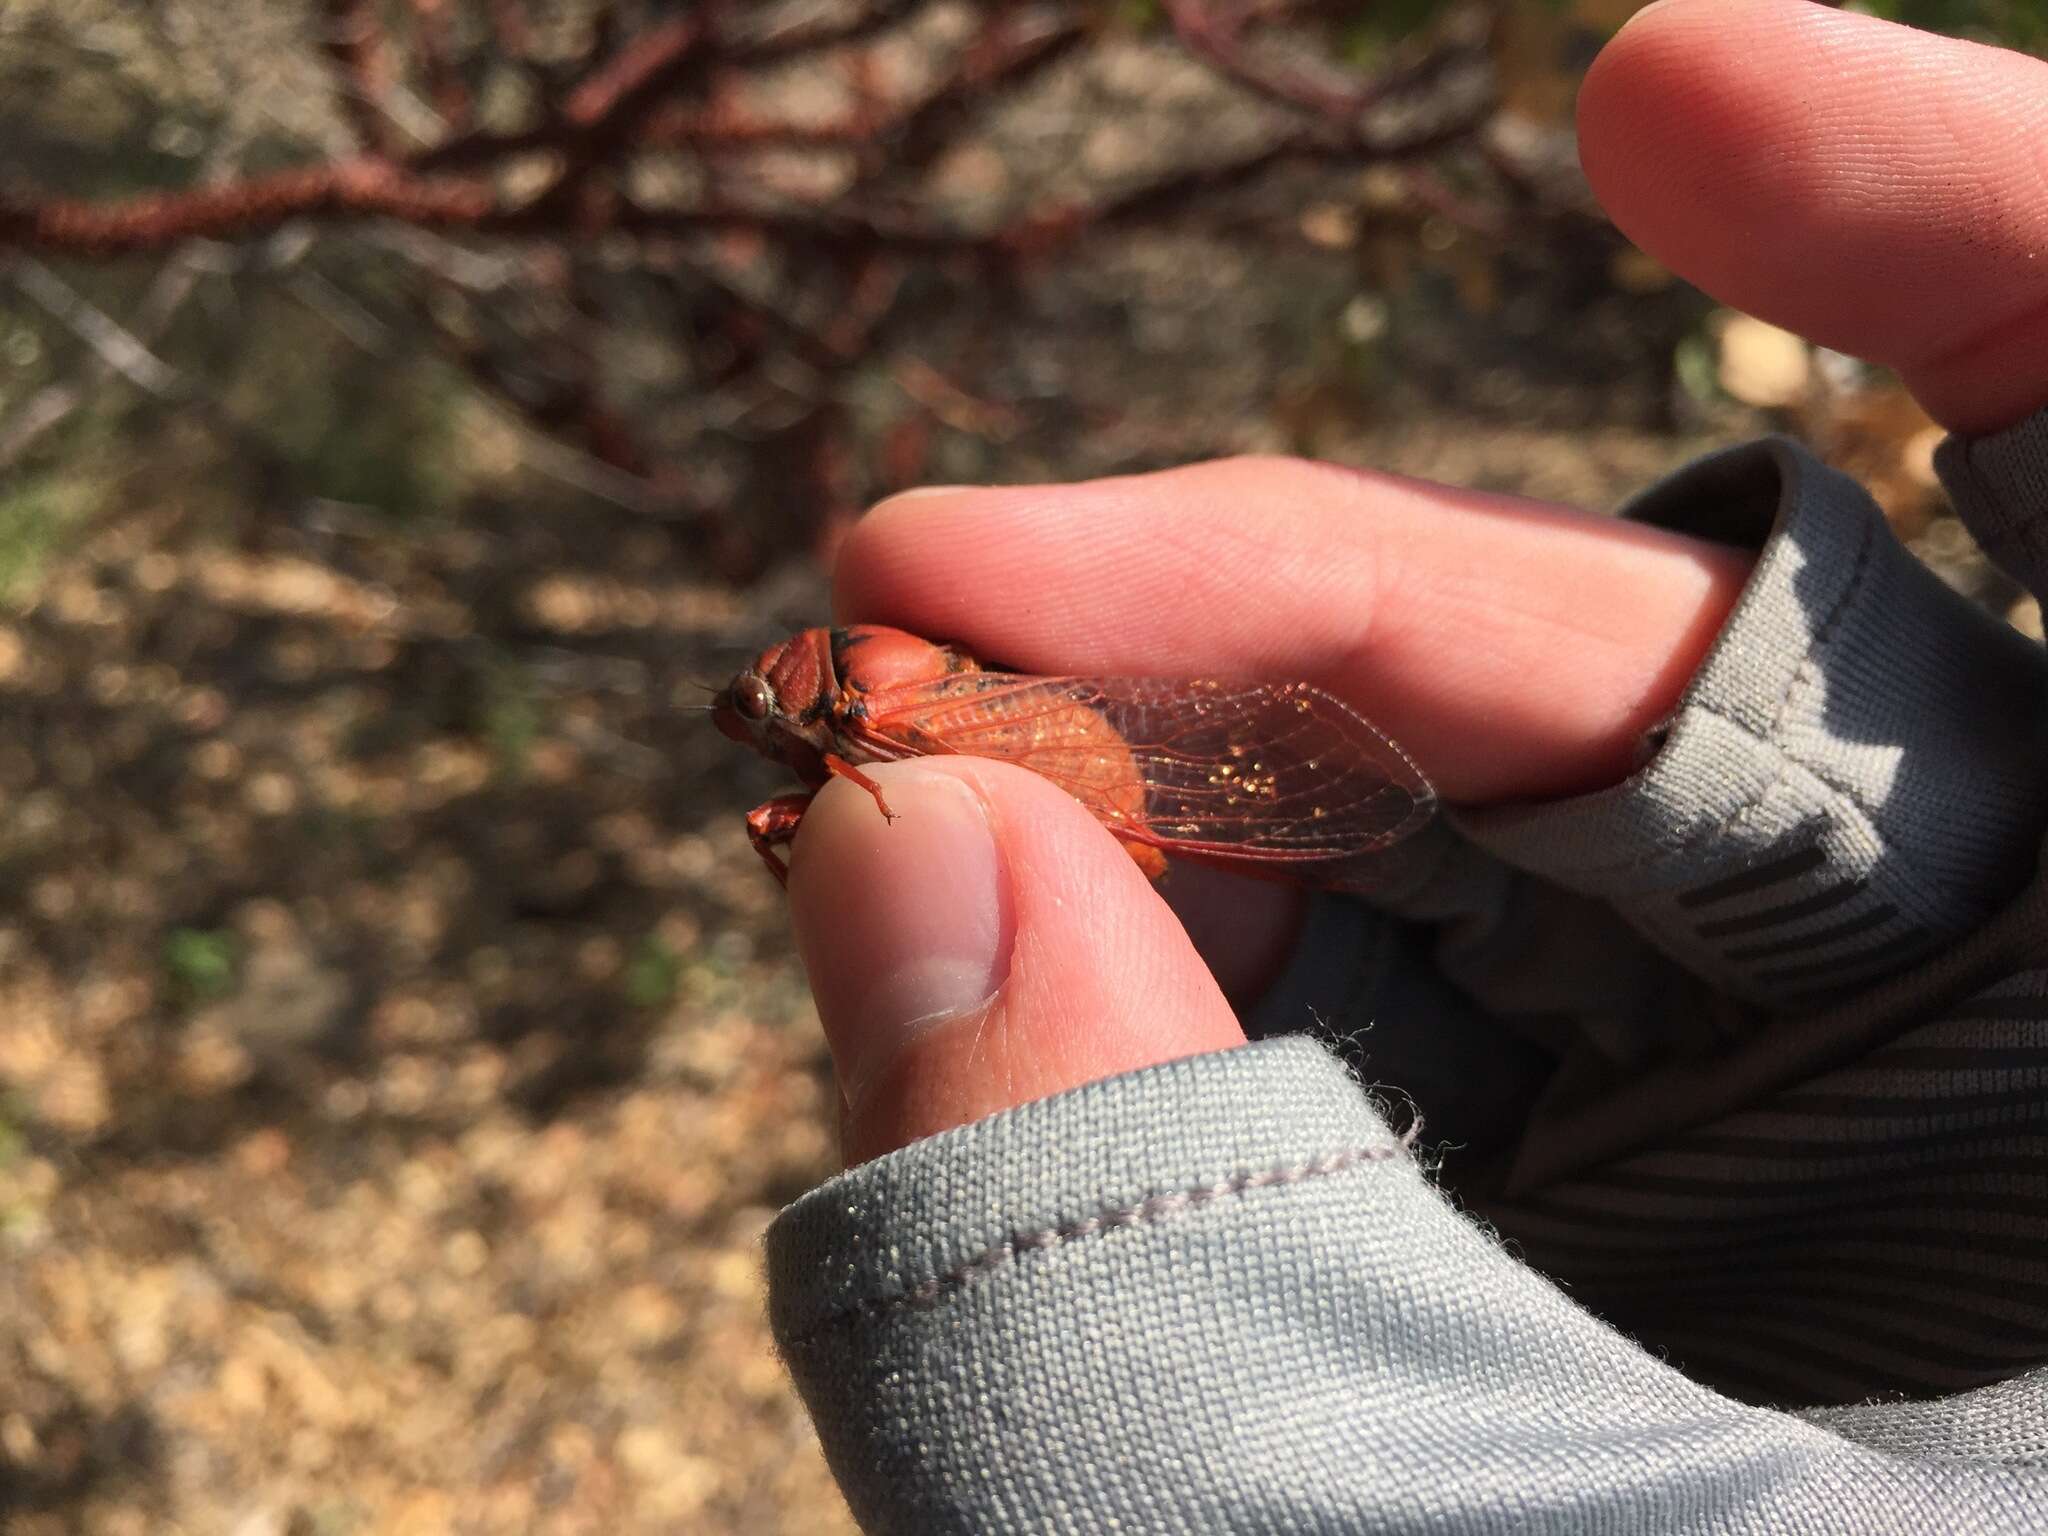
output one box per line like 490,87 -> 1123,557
709,666 -> 775,750
711,630 -> 835,765
712,624 -> 976,783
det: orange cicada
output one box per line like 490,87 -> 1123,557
712,625 -> 1436,889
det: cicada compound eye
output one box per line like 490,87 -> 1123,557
732,673 -> 775,721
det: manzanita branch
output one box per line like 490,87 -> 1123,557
318,0 -> 402,153
1163,0 -> 1380,122
404,0 -> 472,129
0,162 -> 496,255
0,0 -> 1515,544
484,0 -> 535,60
3,4 -> 1500,257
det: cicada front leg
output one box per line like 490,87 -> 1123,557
745,792 -> 815,887
822,752 -> 897,822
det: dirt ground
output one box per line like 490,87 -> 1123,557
0,5 -> 2028,1534
3,399 -> 1948,1536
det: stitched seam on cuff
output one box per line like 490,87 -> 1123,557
784,1137 -> 1415,1346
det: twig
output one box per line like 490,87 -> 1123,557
1164,0 -> 1377,122
0,162 -> 493,253
507,428 -> 680,519
287,267 -> 393,353
0,0 -> 1519,539
1400,164 -> 1509,240
412,13 -> 711,173
0,385 -> 90,469
318,0 -> 400,153
724,0 -> 922,64
485,0 -> 535,60
405,0 -> 472,128
1165,0 -> 1497,156
894,356 -> 1024,440
0,248 -> 211,472
641,13 -> 1084,158
5,259 -> 186,398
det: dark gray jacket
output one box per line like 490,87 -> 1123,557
767,412 -> 2048,1532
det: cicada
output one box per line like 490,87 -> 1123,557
712,625 -> 1435,889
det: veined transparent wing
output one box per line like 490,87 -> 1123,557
852,671 -> 1436,875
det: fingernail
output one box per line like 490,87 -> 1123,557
787,762 -> 1012,1115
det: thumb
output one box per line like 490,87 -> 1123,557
786,757 -> 1247,1164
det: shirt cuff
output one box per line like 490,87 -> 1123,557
1454,437 -> 2048,1011
1936,401 -> 2048,598
762,1035 -> 2048,1533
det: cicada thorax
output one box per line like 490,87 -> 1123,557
824,625 -> 975,697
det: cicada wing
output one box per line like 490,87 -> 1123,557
854,671 -> 1436,872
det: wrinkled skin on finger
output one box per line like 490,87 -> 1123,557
833,459 -> 1752,1006
1583,0 -> 2048,434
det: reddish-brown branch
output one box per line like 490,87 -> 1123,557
893,356 -> 1024,440
405,0 -> 472,128
0,1 -> 1517,535
413,13 -> 711,174
318,0 -> 400,152
642,15 -> 1085,158
1401,165 -> 1511,240
485,0 -> 535,59
0,105 -> 1497,261
10,3 -> 1498,259
559,14 -> 707,138
0,163 -> 495,256
867,12 -> 1090,182
724,0 -> 920,64
1163,0 -> 1379,123
846,45 -> 886,142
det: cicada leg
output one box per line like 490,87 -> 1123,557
1117,837 -> 1169,882
822,752 -> 897,822
745,792 -> 815,887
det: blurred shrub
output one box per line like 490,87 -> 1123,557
162,926 -> 240,1006
1855,0 -> 2048,50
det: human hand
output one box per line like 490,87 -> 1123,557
788,0 -> 2048,1165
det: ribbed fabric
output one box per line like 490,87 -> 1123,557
1489,973 -> 2048,1406
1937,419 -> 2048,594
767,418 -> 2048,1532
1461,439 -> 2048,1013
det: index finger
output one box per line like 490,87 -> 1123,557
832,456 -> 1749,804
1583,0 -> 2048,434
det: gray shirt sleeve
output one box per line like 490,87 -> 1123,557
766,417 -> 2048,1533
770,1041 -> 2048,1533
1937,415 -> 2048,605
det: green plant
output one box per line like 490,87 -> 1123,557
0,467 -> 101,605
0,1094 -> 24,1171
624,935 -> 684,1010
477,657 -> 542,784
162,925 -> 239,1006
1847,0 -> 2048,53
223,287 -> 466,524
